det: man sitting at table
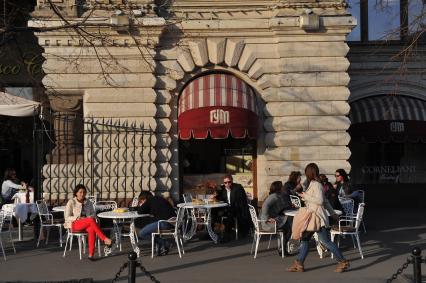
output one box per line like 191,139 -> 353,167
214,174 -> 251,242
137,191 -> 176,256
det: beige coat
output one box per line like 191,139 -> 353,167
64,197 -> 95,229
303,180 -> 335,228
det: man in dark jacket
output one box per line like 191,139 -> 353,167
137,191 -> 176,255
214,174 -> 251,241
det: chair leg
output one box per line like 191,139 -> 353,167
330,233 -> 336,259
59,226 -> 63,247
82,236 -> 86,254
362,221 -> 367,233
63,234 -> 70,257
267,234 -> 272,250
254,234 -> 261,259
355,234 -> 364,259
37,226 -> 43,247
179,236 -> 185,254
78,236 -> 83,260
97,237 -> 101,257
69,234 -> 73,251
175,235 -> 182,258
0,237 -> 6,260
151,234 -> 155,258
250,234 -> 256,255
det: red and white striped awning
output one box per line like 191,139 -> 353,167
178,73 -> 258,140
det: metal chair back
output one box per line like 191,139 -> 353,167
290,195 -> 301,208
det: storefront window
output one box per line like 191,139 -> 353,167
350,142 -> 426,184
347,0 -> 361,41
368,0 -> 401,40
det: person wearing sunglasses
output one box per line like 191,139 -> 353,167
214,174 -> 250,242
334,169 -> 353,198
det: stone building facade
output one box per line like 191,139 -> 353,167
31,0 -> 355,202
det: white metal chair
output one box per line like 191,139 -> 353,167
151,206 -> 185,258
248,204 -> 285,259
330,203 -> 365,259
36,200 -> 63,247
131,196 -> 139,207
290,195 -> 301,208
356,190 -> 367,233
63,228 -> 101,260
0,211 -> 16,260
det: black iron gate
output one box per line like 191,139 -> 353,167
34,112 -> 155,206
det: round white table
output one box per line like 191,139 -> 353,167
97,211 -> 150,257
177,202 -> 228,243
52,204 -> 114,213
52,206 -> 65,212
284,208 -> 342,217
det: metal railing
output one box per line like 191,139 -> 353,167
34,112 -> 155,206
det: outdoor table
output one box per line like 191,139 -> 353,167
177,202 -> 228,244
1,203 -> 37,241
52,204 -> 113,213
52,206 -> 65,212
12,192 -> 34,204
97,211 -> 149,258
284,208 -> 343,217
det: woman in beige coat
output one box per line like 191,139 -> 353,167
287,163 -> 349,273
65,184 -> 112,260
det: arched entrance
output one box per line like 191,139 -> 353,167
348,95 -> 426,208
178,72 -> 259,201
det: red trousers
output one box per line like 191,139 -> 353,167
72,217 -> 106,256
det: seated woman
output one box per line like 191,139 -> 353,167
64,184 -> 112,261
283,171 -> 303,196
260,181 -> 292,246
1,168 -> 25,204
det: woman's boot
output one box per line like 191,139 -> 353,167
286,260 -> 304,272
334,260 -> 350,273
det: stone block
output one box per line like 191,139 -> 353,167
207,38 -> 226,64
265,131 -> 351,147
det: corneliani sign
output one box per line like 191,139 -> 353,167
361,166 -> 416,174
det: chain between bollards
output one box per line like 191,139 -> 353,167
386,247 -> 425,283
112,252 -> 160,283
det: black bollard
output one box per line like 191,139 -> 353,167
412,247 -> 422,283
128,252 -> 137,283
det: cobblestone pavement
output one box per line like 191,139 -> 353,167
1,208 -> 425,283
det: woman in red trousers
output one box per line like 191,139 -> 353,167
64,184 -> 112,260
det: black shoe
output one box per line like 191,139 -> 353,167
88,256 -> 97,261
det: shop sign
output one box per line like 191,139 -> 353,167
210,109 -> 229,124
0,52 -> 43,78
390,122 -> 404,133
361,165 -> 416,182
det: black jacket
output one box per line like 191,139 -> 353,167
137,196 -> 175,222
215,183 -> 251,234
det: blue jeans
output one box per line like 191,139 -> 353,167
297,227 -> 345,263
138,221 -> 173,249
